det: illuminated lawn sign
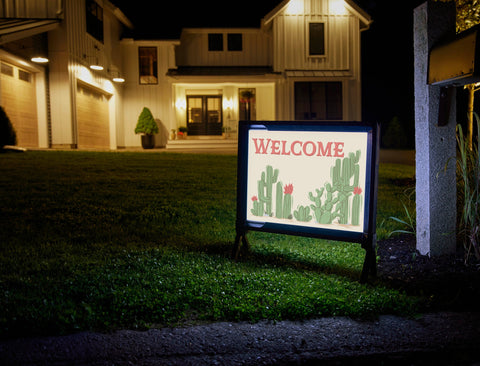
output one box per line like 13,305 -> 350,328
234,121 -> 379,282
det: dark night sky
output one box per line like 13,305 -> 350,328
112,0 -> 428,138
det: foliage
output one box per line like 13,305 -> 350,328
0,152 -> 419,338
134,107 -> 159,135
455,114 -> 480,262
0,106 -> 17,148
434,0 -> 480,32
382,116 -> 409,149
388,188 -> 416,237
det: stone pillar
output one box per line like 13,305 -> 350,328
414,1 -> 457,256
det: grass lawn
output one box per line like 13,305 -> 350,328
0,151 -> 417,338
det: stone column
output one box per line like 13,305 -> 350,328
414,1 -> 457,256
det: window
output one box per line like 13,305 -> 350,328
138,47 -> 158,84
208,34 -> 223,51
228,33 -> 243,51
18,69 -> 32,83
1,62 -> 14,77
295,82 -> 342,120
86,0 -> 103,42
309,22 -> 325,56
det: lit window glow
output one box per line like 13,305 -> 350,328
285,0 -> 303,15
330,0 -> 347,15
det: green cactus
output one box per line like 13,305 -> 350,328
330,150 -> 361,224
257,165 -> 279,217
309,184 -> 342,224
294,205 -> 312,222
251,197 -> 263,216
276,182 -> 283,219
283,192 -> 293,219
351,188 -> 362,226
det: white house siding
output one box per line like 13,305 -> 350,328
268,0 -> 366,121
176,28 -> 272,67
48,0 -> 126,149
120,40 -> 178,147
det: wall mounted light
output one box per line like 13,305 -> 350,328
31,55 -> 49,63
90,59 -> 104,71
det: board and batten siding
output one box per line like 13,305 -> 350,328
120,39 -> 178,147
176,29 -> 272,67
48,0 -> 126,148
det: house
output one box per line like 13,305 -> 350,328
0,0 -> 371,150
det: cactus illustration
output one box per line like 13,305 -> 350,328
330,150 -> 361,224
294,205 -> 312,222
251,196 -> 263,216
352,187 -> 362,225
309,184 -> 342,224
283,184 -> 293,219
275,182 -> 283,218
257,165 -> 279,217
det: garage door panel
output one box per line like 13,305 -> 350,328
0,62 -> 38,147
76,84 -> 110,149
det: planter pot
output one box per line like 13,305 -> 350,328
141,134 -> 155,149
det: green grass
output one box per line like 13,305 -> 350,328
0,151 -> 417,338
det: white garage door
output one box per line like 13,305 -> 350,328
76,83 -> 110,149
0,61 -> 38,147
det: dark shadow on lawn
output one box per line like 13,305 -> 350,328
187,239 -> 363,282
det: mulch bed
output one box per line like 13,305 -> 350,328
376,234 -> 480,311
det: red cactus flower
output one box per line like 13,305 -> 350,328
354,187 -> 362,195
252,196 -> 258,201
284,184 -> 293,195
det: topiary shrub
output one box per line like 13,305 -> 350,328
135,107 -> 159,136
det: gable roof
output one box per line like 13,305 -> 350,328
263,0 -> 372,30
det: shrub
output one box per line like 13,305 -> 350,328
134,107 -> 159,135
382,116 -> 408,149
455,113 -> 480,263
0,106 -> 17,148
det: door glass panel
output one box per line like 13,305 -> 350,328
207,97 -> 221,123
188,97 -> 203,123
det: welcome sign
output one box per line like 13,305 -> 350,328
235,121 -> 379,281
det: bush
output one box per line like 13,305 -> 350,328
455,113 -> 480,263
382,116 -> 408,149
134,107 -> 159,135
0,106 -> 17,148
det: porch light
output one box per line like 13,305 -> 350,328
90,63 -> 104,71
111,69 -> 125,83
31,56 -> 49,63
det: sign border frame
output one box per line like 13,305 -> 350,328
234,120 -> 380,282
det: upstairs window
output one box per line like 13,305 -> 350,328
138,47 -> 158,84
309,22 -> 325,56
227,33 -> 243,51
86,0 -> 103,42
208,34 -> 223,51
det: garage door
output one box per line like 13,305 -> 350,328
0,61 -> 38,147
76,83 -> 110,149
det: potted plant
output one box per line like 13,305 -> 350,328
135,107 -> 159,149
177,126 -> 188,139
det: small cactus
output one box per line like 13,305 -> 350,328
294,205 -> 312,222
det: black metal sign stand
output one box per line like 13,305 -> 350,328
233,121 -> 380,284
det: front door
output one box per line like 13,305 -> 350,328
187,95 -> 223,136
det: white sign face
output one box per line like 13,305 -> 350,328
246,129 -> 369,233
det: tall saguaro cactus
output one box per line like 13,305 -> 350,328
331,151 -> 361,224
257,165 -> 279,216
